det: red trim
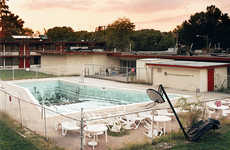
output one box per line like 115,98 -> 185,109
146,63 -> 230,69
37,51 -> 115,55
208,68 -> 214,91
109,53 -> 230,62
0,55 -> 40,58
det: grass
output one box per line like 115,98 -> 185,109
0,112 -> 64,150
0,70 -> 56,81
119,118 -> 230,150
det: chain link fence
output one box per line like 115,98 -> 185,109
0,70 -> 230,149
84,64 -> 152,84
1,65 -> 229,91
0,80 -> 185,150
0,66 -> 70,81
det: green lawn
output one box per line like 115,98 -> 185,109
119,120 -> 230,150
0,120 -> 39,150
0,113 -> 63,150
0,70 -> 56,81
171,128 -> 230,150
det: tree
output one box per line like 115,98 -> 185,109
75,31 -> 93,42
46,26 -> 77,42
106,17 -> 135,51
0,1 -> 24,39
131,29 -> 161,51
130,29 -> 175,51
158,32 -> 175,50
94,26 -> 106,42
175,5 -> 230,49
23,27 -> 34,36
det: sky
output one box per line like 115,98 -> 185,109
7,0 -> 230,33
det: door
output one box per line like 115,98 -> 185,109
25,58 -> 30,68
19,58 -> 24,68
207,68 -> 214,91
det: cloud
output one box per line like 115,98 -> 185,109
11,0 -> 230,32
136,14 -> 188,25
24,0 -> 94,10
95,0 -> 189,14
24,0 -> 190,14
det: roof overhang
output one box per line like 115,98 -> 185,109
146,63 -> 230,69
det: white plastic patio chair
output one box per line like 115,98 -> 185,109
174,108 -> 189,113
143,120 -> 151,129
138,111 -> 153,121
156,109 -> 174,116
122,120 -> 136,130
207,108 -> 215,118
222,109 -> 230,117
144,128 -> 159,138
55,121 -> 62,131
143,120 -> 164,137
121,114 -> 142,130
143,121 -> 161,138
108,122 -> 122,133
88,140 -> 98,150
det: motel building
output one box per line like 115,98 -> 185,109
136,59 -> 230,92
1,37 -> 230,92
0,36 -> 42,68
39,50 -> 230,92
39,51 -> 121,75
0,36 -> 105,69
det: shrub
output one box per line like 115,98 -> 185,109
175,97 -> 205,128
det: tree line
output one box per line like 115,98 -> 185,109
175,5 -> 230,50
1,1 -> 230,51
45,18 -> 175,51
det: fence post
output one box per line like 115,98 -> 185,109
18,98 -> 23,128
93,65 -> 95,77
4,92 -> 7,112
12,68 -> 14,80
0,90 -> 2,112
44,106 -> 47,140
80,65 -> 84,83
80,108 -> 84,150
151,109 -> 154,141
126,67 -> 129,82
36,67 -> 38,79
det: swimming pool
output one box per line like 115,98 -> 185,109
15,80 -> 182,114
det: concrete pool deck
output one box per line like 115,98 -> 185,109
1,77 -> 230,150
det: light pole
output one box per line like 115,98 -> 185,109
196,35 -> 209,53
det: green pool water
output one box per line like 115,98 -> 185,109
15,80 -> 181,113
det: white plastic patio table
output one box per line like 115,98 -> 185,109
84,124 -> 108,143
154,116 -> 171,135
206,102 -> 229,110
61,121 -> 80,136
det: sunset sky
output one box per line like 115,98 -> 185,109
8,0 -> 230,33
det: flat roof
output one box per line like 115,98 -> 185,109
146,60 -> 230,69
138,58 -> 161,61
109,53 -> 230,63
38,50 -> 116,56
